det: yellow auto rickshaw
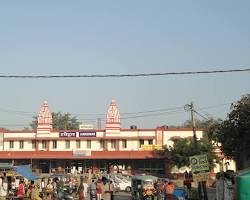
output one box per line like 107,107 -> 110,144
131,175 -> 157,200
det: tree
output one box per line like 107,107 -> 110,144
157,118 -> 220,170
30,112 -> 80,130
167,137 -> 217,170
216,94 -> 250,170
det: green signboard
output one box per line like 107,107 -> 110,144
189,154 -> 210,182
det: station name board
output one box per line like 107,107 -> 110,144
59,131 -> 96,137
72,150 -> 91,157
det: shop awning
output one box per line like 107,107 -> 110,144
13,165 -> 39,181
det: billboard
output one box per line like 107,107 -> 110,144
189,154 -> 210,182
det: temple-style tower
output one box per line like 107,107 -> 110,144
106,100 -> 121,134
37,101 -> 53,134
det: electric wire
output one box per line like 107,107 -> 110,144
0,68 -> 249,79
0,102 -> 235,128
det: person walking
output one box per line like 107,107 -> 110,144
17,179 -> 25,199
96,179 -> 103,200
31,184 -> 42,200
82,179 -> 88,200
216,171 -> 234,200
77,180 -> 85,200
163,180 -> 177,200
89,179 -> 97,200
109,180 -> 115,200
216,172 -> 225,200
103,181 -> 111,200
0,175 -> 7,200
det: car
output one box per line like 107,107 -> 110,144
102,174 -> 132,192
113,176 -> 131,192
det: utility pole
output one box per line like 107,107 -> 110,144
185,102 -> 208,200
190,102 -> 198,148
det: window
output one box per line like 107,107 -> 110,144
32,140 -> 36,149
42,140 -> 47,149
122,140 -> 127,148
100,140 -> 104,149
52,141 -> 57,149
87,140 -> 91,149
148,139 -> 153,145
111,140 -> 116,149
19,141 -> 24,149
65,140 -> 70,149
139,139 -> 144,147
9,141 -> 14,149
76,140 -> 80,149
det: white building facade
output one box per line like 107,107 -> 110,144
0,100 -> 205,175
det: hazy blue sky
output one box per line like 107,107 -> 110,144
0,0 -> 249,129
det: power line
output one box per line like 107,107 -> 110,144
78,109 -> 185,121
0,102 -> 232,119
198,102 -> 232,110
0,108 -> 36,116
0,106 -> 184,117
193,110 -> 210,120
0,68 -> 249,79
121,110 -> 185,120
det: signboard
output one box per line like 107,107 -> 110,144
72,150 -> 91,157
79,132 -> 96,137
141,145 -> 163,150
59,131 -> 96,138
59,132 -> 76,137
189,154 -> 210,182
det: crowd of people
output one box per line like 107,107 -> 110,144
0,172 -> 117,200
154,179 -> 177,200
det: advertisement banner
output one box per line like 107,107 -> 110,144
189,154 -> 210,182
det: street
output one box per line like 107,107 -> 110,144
113,188 -> 216,200
114,192 -> 131,200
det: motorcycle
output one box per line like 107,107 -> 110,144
57,186 -> 75,200
90,189 -> 97,200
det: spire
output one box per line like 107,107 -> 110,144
106,99 -> 121,130
37,101 -> 52,133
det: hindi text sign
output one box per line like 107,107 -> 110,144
189,154 -> 210,182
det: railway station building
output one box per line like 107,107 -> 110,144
0,100 -> 203,175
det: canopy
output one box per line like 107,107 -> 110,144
13,165 -> 39,181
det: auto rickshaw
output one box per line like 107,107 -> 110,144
131,175 -> 158,200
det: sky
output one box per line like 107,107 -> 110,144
0,0 -> 249,130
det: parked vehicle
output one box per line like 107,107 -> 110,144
57,185 -> 75,200
131,175 -> 158,200
102,174 -> 131,192
114,176 -> 131,192
90,188 -> 97,200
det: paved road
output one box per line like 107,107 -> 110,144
113,188 -> 216,200
114,192 -> 131,200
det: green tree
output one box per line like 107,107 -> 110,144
167,137 -> 217,169
30,112 -> 80,130
216,94 -> 250,170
